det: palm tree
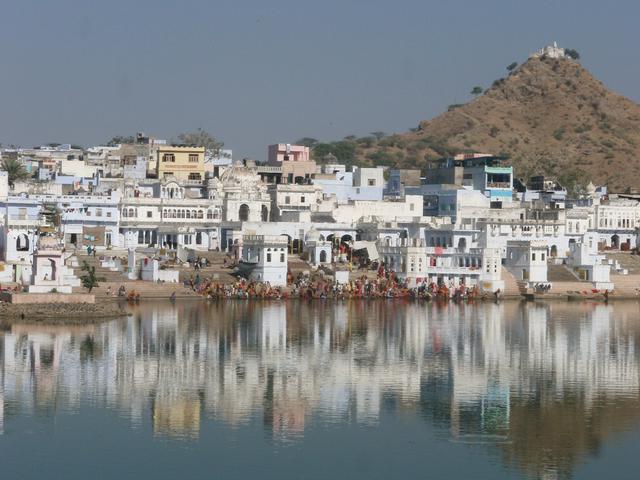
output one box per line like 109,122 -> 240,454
1,157 -> 30,186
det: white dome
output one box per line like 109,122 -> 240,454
305,228 -> 321,243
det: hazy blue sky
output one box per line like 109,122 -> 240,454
1,0 -> 638,160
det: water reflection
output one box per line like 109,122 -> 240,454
1,300 -> 640,477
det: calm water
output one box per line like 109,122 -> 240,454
1,300 -> 640,479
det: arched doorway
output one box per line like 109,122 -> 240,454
320,250 -> 328,263
48,258 -> 57,281
261,205 -> 268,222
239,204 -> 249,222
457,238 -> 467,251
550,245 -> 558,257
16,234 -> 29,251
611,234 -> 620,249
284,234 -> 293,254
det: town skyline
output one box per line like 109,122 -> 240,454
1,0 -> 639,160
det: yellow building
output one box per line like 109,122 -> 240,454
155,146 -> 206,182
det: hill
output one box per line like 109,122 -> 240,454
309,55 -> 640,192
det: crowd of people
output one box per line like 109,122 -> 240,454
182,270 -> 491,301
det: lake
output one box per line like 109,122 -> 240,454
1,300 -> 640,479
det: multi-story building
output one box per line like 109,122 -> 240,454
267,144 -> 317,184
377,236 -> 503,291
426,153 -> 513,204
156,146 -> 206,183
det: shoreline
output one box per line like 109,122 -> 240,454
3,294 -> 638,327
0,299 -> 131,324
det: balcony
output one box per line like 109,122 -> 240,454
7,215 -> 47,227
486,181 -> 511,189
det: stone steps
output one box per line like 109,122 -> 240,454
73,280 -> 199,299
548,264 -> 581,282
501,267 -> 522,296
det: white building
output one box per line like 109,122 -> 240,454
566,232 -> 612,289
505,240 -> 548,285
240,235 -> 289,286
377,237 -> 503,292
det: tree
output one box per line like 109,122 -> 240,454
295,137 -> 319,148
370,131 -> 386,141
470,86 -> 483,96
565,48 -> 580,60
0,157 -> 30,186
176,128 -> 224,156
80,261 -> 105,293
506,62 -> 518,72
106,135 -> 135,146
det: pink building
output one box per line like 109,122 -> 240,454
267,144 -> 317,184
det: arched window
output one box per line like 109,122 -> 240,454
186,210 -> 191,219
16,234 -> 30,252
320,250 -> 327,263
197,210 -> 203,219
239,204 -> 249,222
207,210 -> 213,219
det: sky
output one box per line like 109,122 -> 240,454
0,0 -> 639,160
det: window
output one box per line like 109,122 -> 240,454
107,211 -> 112,217
283,155 -> 290,162
147,211 -> 152,218
188,154 -> 199,163
96,208 -> 102,217
280,253 -> 285,262
368,179 -> 376,186
301,196 -> 305,203
188,173 -> 201,180
541,253 -> 545,261
532,253 -> 536,261
285,196 -> 291,204
410,204 -> 415,211
162,154 -> 175,162
267,253 -> 272,262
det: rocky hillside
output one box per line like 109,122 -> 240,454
314,56 -> 640,192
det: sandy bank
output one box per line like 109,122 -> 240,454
0,300 -> 130,323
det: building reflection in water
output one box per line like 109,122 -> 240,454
1,300 -> 640,476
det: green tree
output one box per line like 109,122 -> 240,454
80,261 -> 105,293
295,137 -> 319,148
370,131 -> 387,141
176,128 -> 224,156
0,157 -> 30,186
106,135 -> 135,146
471,86 -> 483,96
565,48 -> 580,60
506,62 -> 518,72
312,141 -> 356,165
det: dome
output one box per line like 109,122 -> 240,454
305,228 -> 321,243
323,153 -> 338,163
